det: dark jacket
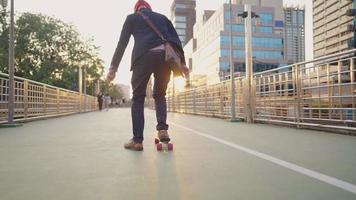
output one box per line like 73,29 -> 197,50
110,9 -> 185,72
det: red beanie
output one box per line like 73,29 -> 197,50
134,0 -> 152,12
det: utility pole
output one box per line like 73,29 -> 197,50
229,0 -> 236,121
241,4 -> 259,123
8,0 -> 14,125
83,65 -> 87,112
78,66 -> 83,112
245,4 -> 253,123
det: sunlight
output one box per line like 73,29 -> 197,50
174,77 -> 187,91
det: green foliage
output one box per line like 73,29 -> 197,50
101,81 -> 124,99
0,9 -> 104,92
0,7 -> 8,70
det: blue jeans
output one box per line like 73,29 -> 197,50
131,51 -> 171,143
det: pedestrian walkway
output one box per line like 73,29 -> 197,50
0,108 -> 356,200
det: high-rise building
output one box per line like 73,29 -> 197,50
170,0 -> 196,46
313,0 -> 356,58
284,6 -> 305,63
185,0 -> 287,85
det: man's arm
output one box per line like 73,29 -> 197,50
109,16 -> 133,73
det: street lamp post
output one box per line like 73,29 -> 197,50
78,65 -> 83,112
83,65 -> 87,112
229,0 -> 236,121
245,4 -> 253,123
8,0 -> 15,125
240,4 -> 259,123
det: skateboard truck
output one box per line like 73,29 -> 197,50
155,138 -> 173,151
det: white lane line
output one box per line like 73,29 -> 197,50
169,121 -> 356,195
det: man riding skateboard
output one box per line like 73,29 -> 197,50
107,0 -> 189,151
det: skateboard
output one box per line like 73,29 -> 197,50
155,138 -> 173,151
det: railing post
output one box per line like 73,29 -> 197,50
337,61 -> 342,120
78,94 -> 82,113
172,76 -> 175,112
43,85 -> 47,116
251,77 -> 256,121
220,86 -> 223,115
295,64 -> 302,128
23,80 -> 28,120
193,89 -> 196,114
205,86 -> 208,115
351,58 -> 355,121
56,89 -> 60,114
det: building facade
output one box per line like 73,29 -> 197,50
284,6 -> 305,63
170,0 -> 196,46
185,0 -> 287,85
313,0 -> 356,58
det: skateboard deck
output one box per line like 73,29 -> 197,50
155,138 -> 173,151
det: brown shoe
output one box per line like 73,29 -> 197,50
124,139 -> 143,151
157,130 -> 170,142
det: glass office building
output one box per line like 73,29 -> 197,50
185,1 -> 287,85
284,6 -> 305,63
171,0 -> 196,46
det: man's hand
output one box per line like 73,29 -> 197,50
181,64 -> 190,79
106,69 -> 116,82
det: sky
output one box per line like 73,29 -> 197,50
13,0 -> 311,85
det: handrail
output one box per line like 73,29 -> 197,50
165,49 -> 356,133
0,72 -> 81,94
253,49 -> 356,76
0,72 -> 98,124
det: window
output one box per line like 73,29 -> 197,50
175,4 -> 188,9
225,24 -> 245,32
252,37 -> 283,48
259,13 -> 273,24
175,22 -> 186,29
221,49 -> 282,59
176,29 -> 186,35
220,61 -> 229,70
253,51 -> 283,59
258,26 -> 273,33
221,36 -> 283,48
179,35 -> 186,42
224,11 -> 231,20
175,16 -> 187,22
225,25 -> 273,33
220,36 -> 245,46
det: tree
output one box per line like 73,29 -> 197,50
0,6 -> 8,70
100,81 -> 123,100
0,10 -> 104,92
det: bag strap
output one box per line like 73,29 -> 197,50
137,11 -> 167,42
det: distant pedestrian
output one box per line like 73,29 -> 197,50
106,0 -> 189,151
104,94 -> 111,111
97,92 -> 103,111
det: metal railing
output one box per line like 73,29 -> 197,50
0,72 -> 98,124
166,49 -> 356,133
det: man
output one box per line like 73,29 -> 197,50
107,0 -> 188,151
97,92 -> 103,111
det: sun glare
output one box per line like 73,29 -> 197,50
174,77 -> 186,91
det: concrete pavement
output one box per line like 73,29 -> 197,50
1,108 -> 356,200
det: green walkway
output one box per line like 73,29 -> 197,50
1,108 -> 356,200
